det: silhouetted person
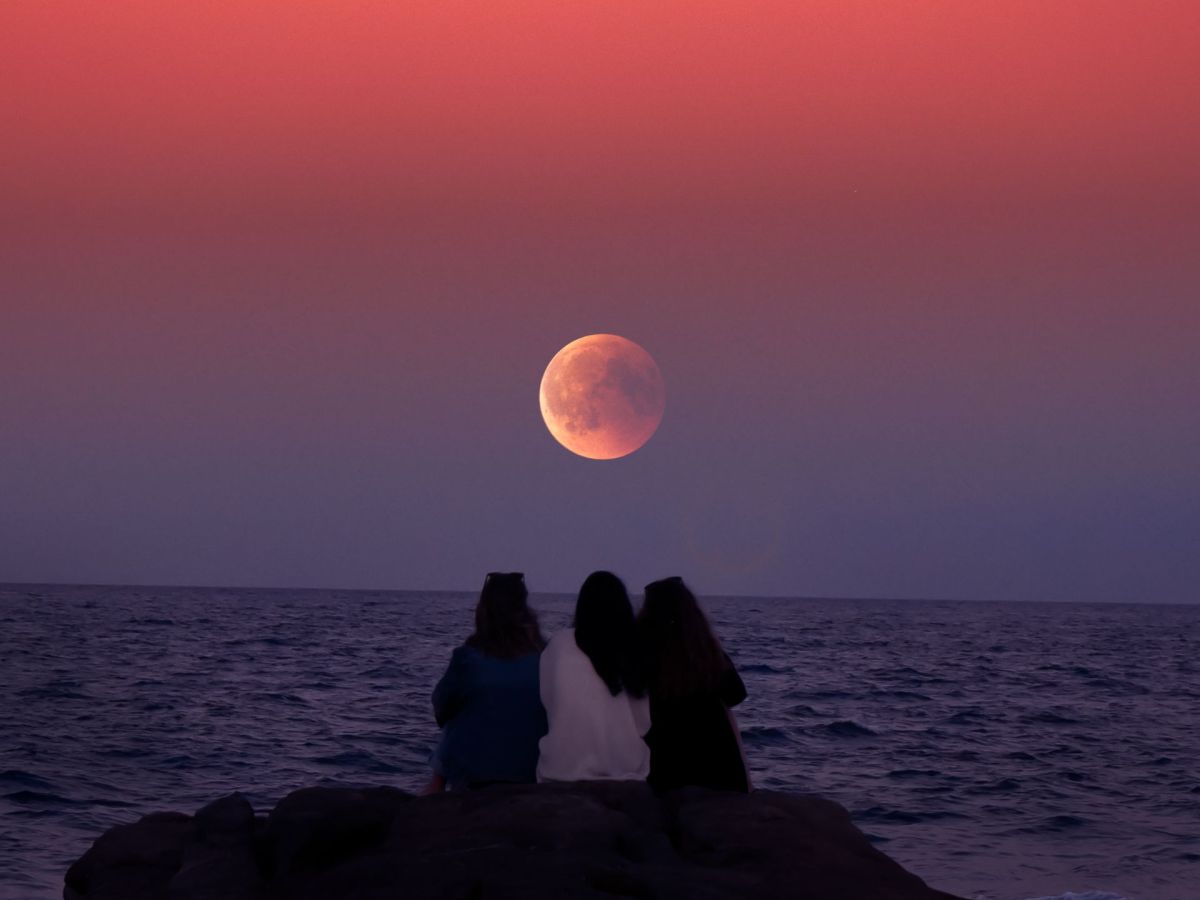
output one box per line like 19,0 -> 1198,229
537,570 -> 650,781
639,576 -> 750,792
426,572 -> 547,792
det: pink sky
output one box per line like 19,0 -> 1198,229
2,2 -> 1197,599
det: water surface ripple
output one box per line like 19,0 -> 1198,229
1,586 -> 1196,900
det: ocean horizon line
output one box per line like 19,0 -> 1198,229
1,580 -> 1193,607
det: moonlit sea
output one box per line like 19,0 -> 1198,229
1,585 -> 1197,900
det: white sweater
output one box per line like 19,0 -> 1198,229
536,629 -> 651,782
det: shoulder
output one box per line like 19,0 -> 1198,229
541,630 -> 584,666
449,643 -> 484,665
544,629 -> 576,652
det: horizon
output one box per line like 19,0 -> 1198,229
3,579 -> 1193,607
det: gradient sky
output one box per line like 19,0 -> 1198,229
2,1 -> 1197,600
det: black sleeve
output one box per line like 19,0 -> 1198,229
719,653 -> 748,708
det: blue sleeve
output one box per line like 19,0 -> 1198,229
432,646 -> 471,727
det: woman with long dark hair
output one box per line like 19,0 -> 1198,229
426,572 -> 547,792
537,571 -> 650,781
638,576 -> 749,792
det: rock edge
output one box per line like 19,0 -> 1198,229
65,781 -> 965,900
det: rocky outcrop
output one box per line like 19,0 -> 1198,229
64,781 -> 964,900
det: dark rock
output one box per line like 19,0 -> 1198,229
265,785 -> 413,878
193,793 -> 255,846
64,812 -> 194,900
65,783 -> 965,900
169,793 -> 263,900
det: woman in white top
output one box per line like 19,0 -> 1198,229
537,571 -> 651,782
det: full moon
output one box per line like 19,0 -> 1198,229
539,334 -> 666,460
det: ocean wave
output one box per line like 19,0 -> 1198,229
812,720 -> 877,738
885,665 -> 950,684
89,797 -> 137,808
869,689 -> 932,701
17,685 -> 92,701
224,636 -> 291,647
247,691 -> 310,706
1021,711 -> 1080,725
361,664 -> 414,679
1057,770 -> 1092,783
96,747 -> 154,759
976,778 -> 1021,792
785,704 -> 821,717
739,726 -> 791,746
310,750 -> 406,774
0,770 -> 53,790
782,688 -> 851,700
857,805 -> 967,824
946,709 -> 993,725
1006,815 -> 1089,835
3,790 -> 81,806
1082,677 -> 1149,695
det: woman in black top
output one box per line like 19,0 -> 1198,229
638,576 -> 750,792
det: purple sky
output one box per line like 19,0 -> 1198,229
2,3 -> 1197,601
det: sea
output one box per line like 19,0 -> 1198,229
1,585 -> 1197,900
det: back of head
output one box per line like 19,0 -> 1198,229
639,576 -> 726,699
467,572 -> 546,659
573,570 -> 645,698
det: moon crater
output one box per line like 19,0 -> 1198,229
539,334 -> 665,460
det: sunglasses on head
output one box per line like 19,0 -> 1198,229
485,572 -> 525,584
645,576 -> 683,592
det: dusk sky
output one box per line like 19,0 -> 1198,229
2,1 -> 1197,601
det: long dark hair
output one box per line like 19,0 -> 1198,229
639,576 -> 726,699
573,571 -> 645,698
466,572 -> 545,659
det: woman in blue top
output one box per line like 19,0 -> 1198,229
425,572 -> 548,792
